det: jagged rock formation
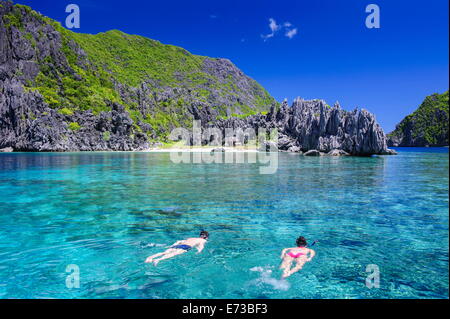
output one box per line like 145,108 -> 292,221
0,78 -> 143,151
0,2 -> 394,155
207,99 -> 394,156
387,91 -> 449,147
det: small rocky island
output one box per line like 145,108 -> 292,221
387,91 -> 449,147
208,98 -> 395,156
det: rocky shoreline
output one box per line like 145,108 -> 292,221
205,98 -> 396,156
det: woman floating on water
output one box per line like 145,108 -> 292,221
145,231 -> 209,266
279,236 -> 315,279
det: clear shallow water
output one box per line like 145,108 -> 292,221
0,148 -> 448,299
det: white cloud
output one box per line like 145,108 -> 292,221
269,18 -> 280,32
261,33 -> 274,41
261,18 -> 281,41
285,28 -> 298,39
261,18 -> 298,41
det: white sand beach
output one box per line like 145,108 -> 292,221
141,147 -> 259,153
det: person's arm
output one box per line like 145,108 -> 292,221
280,248 -> 288,259
195,241 -> 205,254
307,249 -> 315,261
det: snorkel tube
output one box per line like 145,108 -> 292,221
308,240 -> 319,247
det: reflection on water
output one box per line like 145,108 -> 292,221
0,149 -> 448,298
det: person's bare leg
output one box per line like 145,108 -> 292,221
153,250 -> 185,266
282,267 -> 291,279
279,258 -> 287,270
279,256 -> 292,270
280,257 -> 294,279
284,259 -> 307,278
145,251 -> 168,263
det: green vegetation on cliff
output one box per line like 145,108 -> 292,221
388,91 -> 449,146
69,29 -> 206,87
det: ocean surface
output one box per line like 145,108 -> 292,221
0,147 -> 448,299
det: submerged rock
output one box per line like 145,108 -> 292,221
304,150 -> 322,156
380,149 -> 398,155
327,149 -> 349,156
287,145 -> 301,153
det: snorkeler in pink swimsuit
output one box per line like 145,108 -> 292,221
279,236 -> 316,279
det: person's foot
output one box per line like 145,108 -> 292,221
145,257 -> 153,263
153,260 -> 160,266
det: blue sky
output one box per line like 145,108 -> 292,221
16,0 -> 449,132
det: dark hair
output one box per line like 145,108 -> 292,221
200,231 -> 209,239
296,236 -> 307,247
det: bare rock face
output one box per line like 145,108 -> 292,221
212,98 -> 394,156
0,3 -> 148,151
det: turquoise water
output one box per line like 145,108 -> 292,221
0,148 -> 448,299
